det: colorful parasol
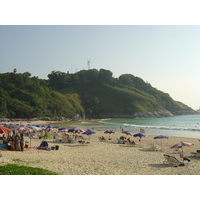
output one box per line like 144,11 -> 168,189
0,126 -> 12,134
171,141 -> 194,158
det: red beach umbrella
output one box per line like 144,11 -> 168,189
0,126 -> 12,134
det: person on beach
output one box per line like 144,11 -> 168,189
2,134 -> 7,144
15,134 -> 20,151
20,133 -> 24,151
11,131 -> 16,150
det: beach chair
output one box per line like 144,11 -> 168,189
149,144 -> 162,151
163,154 -> 190,167
191,150 -> 200,157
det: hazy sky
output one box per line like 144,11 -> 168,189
1,25 -> 200,110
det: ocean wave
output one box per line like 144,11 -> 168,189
100,118 -> 112,121
81,121 -> 93,124
123,123 -> 200,131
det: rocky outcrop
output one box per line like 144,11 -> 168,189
133,108 -> 174,118
95,106 -> 198,119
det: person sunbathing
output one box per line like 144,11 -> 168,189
126,138 -> 137,145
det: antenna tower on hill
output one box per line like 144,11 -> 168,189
87,58 -> 91,69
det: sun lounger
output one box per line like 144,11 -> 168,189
191,150 -> 200,157
163,154 -> 190,167
149,143 -> 162,151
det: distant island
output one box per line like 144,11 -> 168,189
0,68 -> 198,120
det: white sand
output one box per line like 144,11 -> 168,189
1,127 -> 200,175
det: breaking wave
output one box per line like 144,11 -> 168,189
123,123 -> 200,132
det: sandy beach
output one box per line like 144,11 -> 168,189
1,120 -> 200,175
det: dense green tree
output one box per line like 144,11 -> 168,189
119,74 -> 135,86
98,69 -> 113,83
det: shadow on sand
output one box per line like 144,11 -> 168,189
149,163 -> 171,168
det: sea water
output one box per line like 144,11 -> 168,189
64,114 -> 200,139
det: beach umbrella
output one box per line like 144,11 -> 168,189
74,129 -> 85,133
4,124 -> 16,129
68,128 -> 76,133
133,133 -> 147,141
154,135 -> 169,151
122,131 -> 132,136
133,133 -> 147,145
171,141 -> 194,149
104,130 -> 115,139
44,125 -> 54,131
171,141 -> 194,158
0,126 -> 12,134
82,130 -> 96,139
27,126 -> 41,131
35,125 -> 42,127
24,128 -> 32,132
15,127 -> 26,131
133,133 -> 147,147
58,127 -> 67,132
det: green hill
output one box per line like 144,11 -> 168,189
0,69 -> 197,119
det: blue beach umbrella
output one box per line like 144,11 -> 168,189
154,135 -> 169,139
104,130 -> 115,134
104,130 -> 115,139
122,131 -> 133,136
154,135 -> 169,150
68,128 -> 76,133
82,130 -> 96,139
133,133 -> 147,142
58,127 -> 67,132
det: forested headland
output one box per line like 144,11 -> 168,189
0,68 -> 197,120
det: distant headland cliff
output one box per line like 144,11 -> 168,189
0,69 -> 198,120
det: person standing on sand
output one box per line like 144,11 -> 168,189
11,132 -> 16,150
20,133 -> 24,151
15,134 -> 20,151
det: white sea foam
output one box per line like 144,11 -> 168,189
123,123 -> 200,131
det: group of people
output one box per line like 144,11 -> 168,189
3,131 -> 24,151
